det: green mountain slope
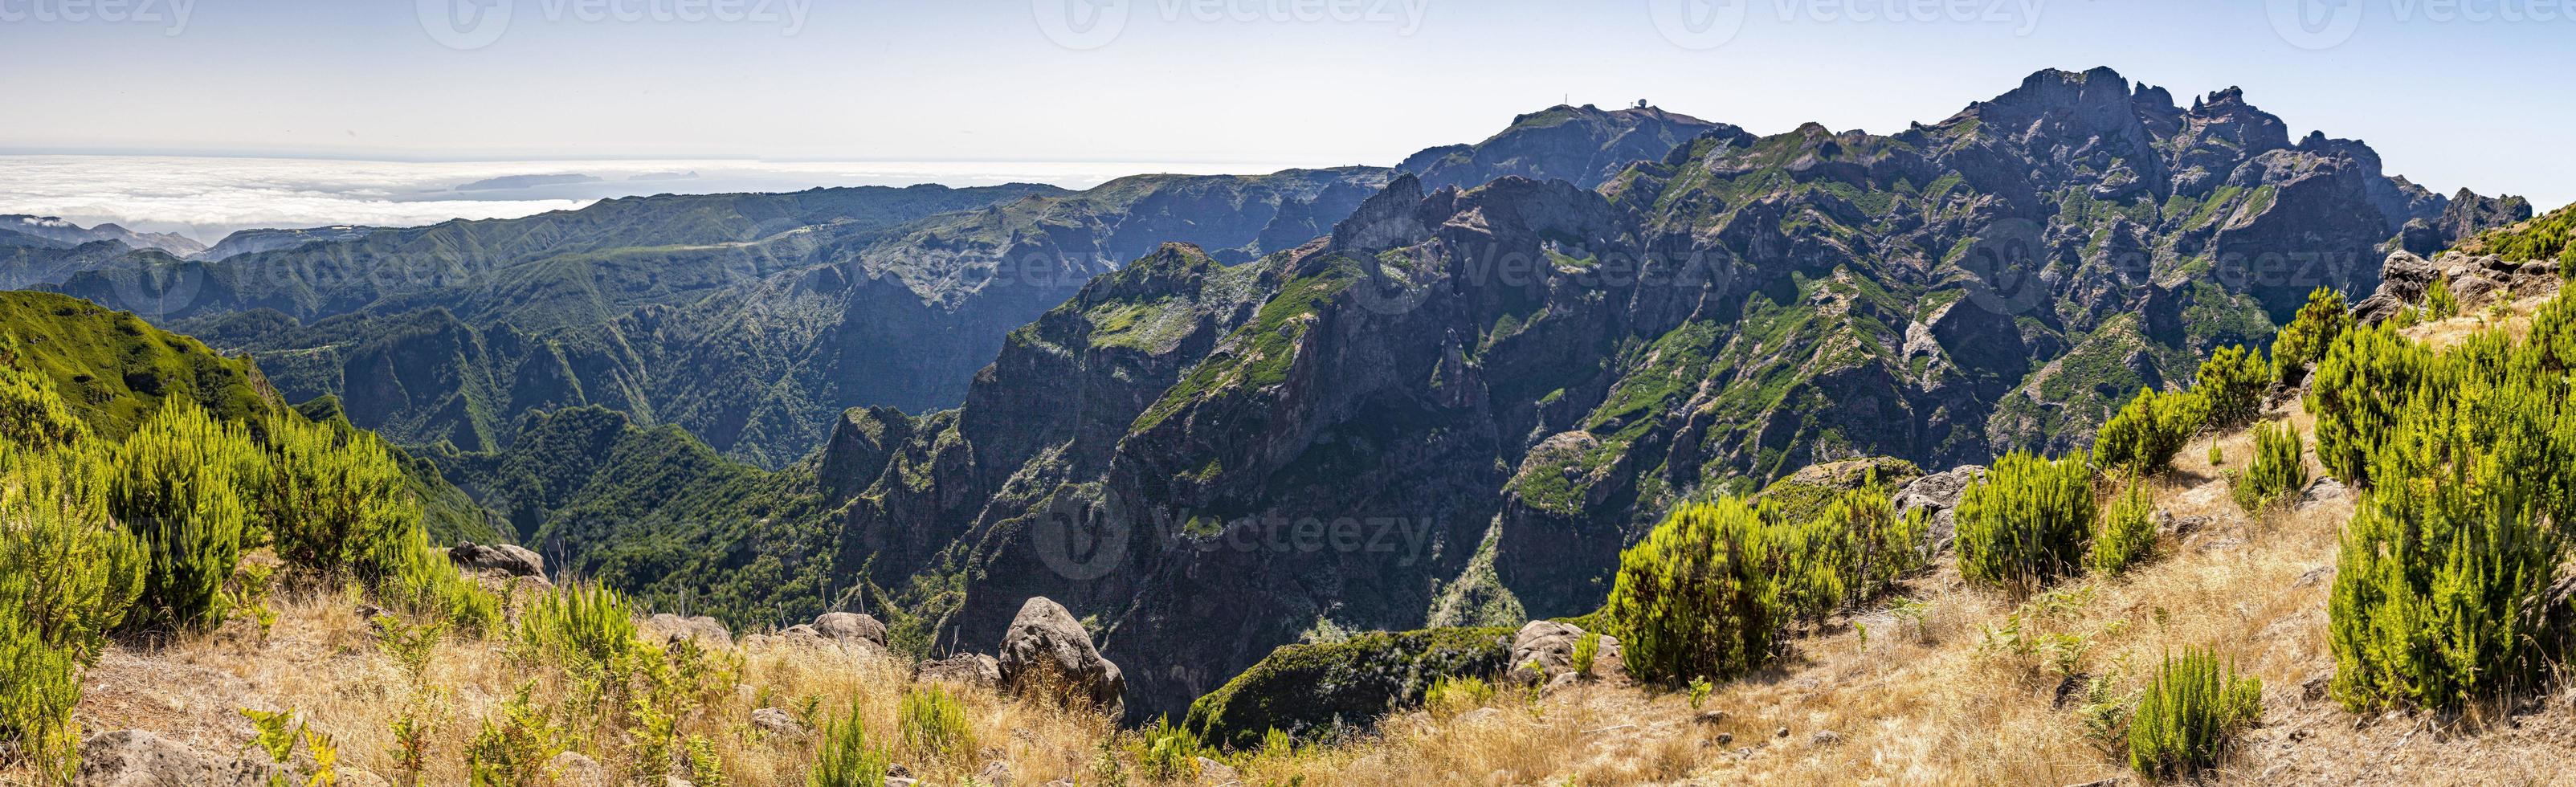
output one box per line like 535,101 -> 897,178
0,291 -> 502,543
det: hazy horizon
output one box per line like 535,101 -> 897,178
7,0 -> 2573,239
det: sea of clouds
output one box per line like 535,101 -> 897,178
0,155 -> 1312,245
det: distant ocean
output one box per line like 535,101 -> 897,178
0,155 -> 1325,245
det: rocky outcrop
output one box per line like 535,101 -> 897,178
645,614 -> 733,649
79,729 -> 211,786
917,654 -> 1003,689
1183,626 -> 1513,749
812,612 -> 888,646
447,541 -> 543,578
1896,466 -> 1988,552
997,597 -> 1125,716
2354,250 -> 2564,325
1507,621 -> 1627,683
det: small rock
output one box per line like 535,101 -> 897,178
1775,726 -> 1790,738
337,769 -> 394,787
79,729 -> 212,786
976,760 -> 1014,787
1713,732 -> 1734,745
547,752 -> 610,787
814,612 -> 889,646
2301,673 -> 2331,702
1809,730 -> 1843,747
888,764 -> 914,779
2292,567 -> 2332,590
750,707 -> 807,738
1195,756 -> 1241,784
917,653 -> 1003,688
646,614 -> 734,649
447,541 -> 544,577
1692,711 -> 1728,726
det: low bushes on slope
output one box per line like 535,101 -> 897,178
2096,389 -> 2207,475
2127,647 -> 2263,779
1605,498 -> 1786,685
2326,311 -> 2576,712
1955,451 -> 2097,594
2269,287 -> 2352,387
2191,345 -> 2268,430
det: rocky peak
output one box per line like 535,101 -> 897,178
1329,174 -> 1437,254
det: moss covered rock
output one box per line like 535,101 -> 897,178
1184,626 -> 1512,749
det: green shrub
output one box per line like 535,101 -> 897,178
898,685 -> 974,765
386,530 -> 503,635
261,418 -> 419,581
807,705 -> 894,787
2231,422 -> 2308,514
2423,275 -> 2458,319
2191,345 -> 2268,430
1130,716 -> 1203,782
2305,325 -> 2438,486
465,684 -> 566,787
0,338 -> 87,451
814,704 -> 896,787
110,400 -> 262,631
2328,336 -> 2570,711
1955,451 -> 2098,594
2271,287 -> 2353,386
2096,389 -> 2207,474
2088,478 -> 2157,577
515,584 -> 643,685
1770,486 -> 1929,621
1570,630 -> 1601,676
2126,647 -> 2261,779
1423,675 -> 1494,717
1604,497 -> 1784,684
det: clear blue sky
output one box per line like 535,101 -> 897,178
3,0 -> 2568,208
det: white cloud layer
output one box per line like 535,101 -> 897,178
0,155 -> 1312,245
